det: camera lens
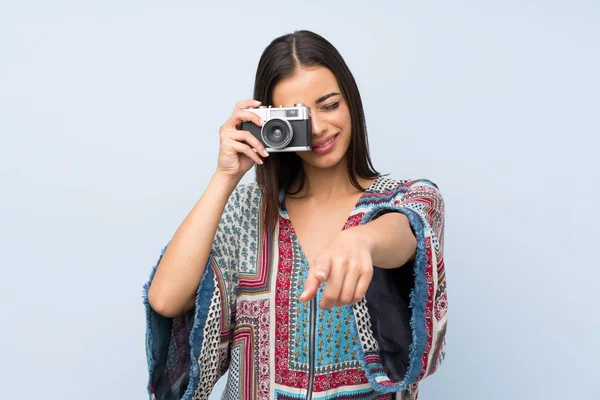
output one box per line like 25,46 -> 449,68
272,128 -> 283,138
261,118 -> 293,149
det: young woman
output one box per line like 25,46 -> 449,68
143,30 -> 447,400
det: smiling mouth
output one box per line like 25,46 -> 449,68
312,133 -> 339,149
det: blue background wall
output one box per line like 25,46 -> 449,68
1,1 -> 598,398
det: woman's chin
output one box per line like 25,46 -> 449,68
298,150 -> 347,169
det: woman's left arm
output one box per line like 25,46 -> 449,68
299,213 -> 416,310
299,212 -> 418,310
301,179 -> 444,307
359,212 -> 417,270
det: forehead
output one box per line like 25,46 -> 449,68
272,66 -> 340,106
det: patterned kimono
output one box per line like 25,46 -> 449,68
143,176 -> 447,400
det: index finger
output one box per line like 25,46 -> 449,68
299,271 -> 320,303
234,99 -> 262,111
231,110 -> 264,129
299,259 -> 330,302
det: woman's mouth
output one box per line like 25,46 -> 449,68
311,133 -> 339,154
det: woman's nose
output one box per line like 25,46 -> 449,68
311,112 -> 327,136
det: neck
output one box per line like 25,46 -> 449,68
294,156 -> 361,200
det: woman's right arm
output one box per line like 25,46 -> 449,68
147,99 -> 268,318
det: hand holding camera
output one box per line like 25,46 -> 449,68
216,99 -> 270,180
216,99 -> 313,182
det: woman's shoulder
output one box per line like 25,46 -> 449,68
369,176 -> 442,203
232,181 -> 262,215
371,175 -> 439,192
234,181 -> 262,199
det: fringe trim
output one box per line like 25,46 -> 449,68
142,244 -> 168,397
142,244 -> 216,399
350,205 -> 429,394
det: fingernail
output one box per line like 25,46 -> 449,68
316,271 -> 327,280
258,160 -> 264,165
300,291 -> 307,299
262,149 -> 269,157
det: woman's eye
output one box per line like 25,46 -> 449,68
322,102 -> 340,111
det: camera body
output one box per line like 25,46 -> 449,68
242,103 -> 312,152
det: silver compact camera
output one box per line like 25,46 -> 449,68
242,103 -> 312,152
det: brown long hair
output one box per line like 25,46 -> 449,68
253,30 -> 379,231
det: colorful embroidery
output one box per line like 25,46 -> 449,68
143,177 -> 447,400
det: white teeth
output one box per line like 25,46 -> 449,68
316,135 -> 336,148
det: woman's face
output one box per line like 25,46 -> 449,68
271,66 -> 352,169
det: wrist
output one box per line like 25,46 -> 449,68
210,171 -> 241,193
352,224 -> 377,255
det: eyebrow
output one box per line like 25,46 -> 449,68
315,92 -> 341,104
